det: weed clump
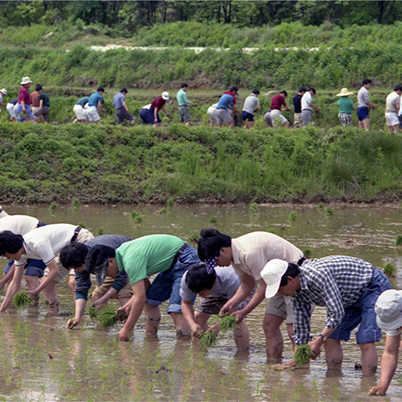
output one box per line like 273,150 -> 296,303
289,211 -> 297,221
219,315 -> 238,332
13,291 -> 32,308
294,344 -> 314,364
98,306 -> 118,328
88,306 -> 99,320
199,332 -> 218,351
325,207 -> 334,217
395,235 -> 402,246
384,263 -> 397,277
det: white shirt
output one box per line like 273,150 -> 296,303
385,91 -> 400,114
386,328 -> 401,337
0,215 -> 39,236
0,207 -> 9,218
301,92 -> 312,111
357,87 -> 370,108
16,224 -> 77,267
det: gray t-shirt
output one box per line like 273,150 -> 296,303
242,95 -> 260,115
357,87 -> 370,108
113,92 -> 125,109
180,266 -> 241,301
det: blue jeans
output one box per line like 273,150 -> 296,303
329,269 -> 391,344
16,104 -> 35,122
146,245 -> 200,314
4,258 -> 46,277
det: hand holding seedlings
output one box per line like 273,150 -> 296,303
199,332 -> 218,352
207,323 -> 220,335
219,314 -> 238,332
13,291 -> 32,308
97,306 -> 118,328
293,344 -> 315,365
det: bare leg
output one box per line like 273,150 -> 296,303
228,121 -> 235,129
359,342 -> 378,376
247,121 -> 254,129
144,304 -> 161,335
362,118 -> 370,131
185,121 -> 191,127
234,320 -> 250,351
263,314 -> 285,359
284,121 -> 290,128
286,323 -> 296,353
42,280 -> 59,312
170,312 -> 191,339
324,338 -> 343,371
24,275 -> 39,290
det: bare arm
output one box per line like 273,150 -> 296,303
21,100 -> 26,111
228,105 -> 240,114
162,106 -> 170,116
27,259 -> 59,296
67,298 -> 87,329
182,299 -> 203,337
92,287 -> 118,306
39,99 -> 43,109
0,265 -> 25,312
122,100 -> 129,112
367,101 -> 377,109
307,101 -> 319,112
0,263 -> 16,289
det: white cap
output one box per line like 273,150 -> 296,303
261,259 -> 289,298
162,91 -> 169,100
0,88 -> 7,95
21,77 -> 32,85
375,289 -> 402,332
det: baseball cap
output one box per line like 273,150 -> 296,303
375,289 -> 402,332
261,259 -> 289,298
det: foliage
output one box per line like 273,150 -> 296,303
13,291 -> 32,308
294,344 -> 314,364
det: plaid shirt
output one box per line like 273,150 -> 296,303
292,255 -> 375,345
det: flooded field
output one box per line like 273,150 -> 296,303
1,203 -> 402,401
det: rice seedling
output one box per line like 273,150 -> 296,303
188,232 -> 199,243
158,207 -> 167,214
131,210 -> 139,219
98,306 -> 118,328
78,221 -> 87,228
325,207 -> 334,217
396,235 -> 402,246
88,306 -> 99,320
384,263 -> 397,277
209,216 -> 217,224
289,211 -> 297,221
293,344 -> 314,364
71,198 -> 80,208
167,198 -> 174,207
199,332 -> 217,351
49,202 -> 57,210
13,291 -> 32,308
135,215 -> 143,224
219,315 -> 238,332
97,227 -> 104,236
317,202 -> 324,209
249,202 -> 258,215
303,248 -> 313,259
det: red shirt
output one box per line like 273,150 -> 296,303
151,97 -> 166,110
270,94 -> 287,111
18,86 -> 31,105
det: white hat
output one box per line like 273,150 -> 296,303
375,289 -> 402,331
21,77 -> 32,85
261,259 -> 289,298
0,88 -> 7,95
162,91 -> 169,100
336,88 -> 354,97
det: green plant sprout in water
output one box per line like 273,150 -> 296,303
71,198 -> 80,208
199,332 -> 217,351
249,202 -> 258,215
294,344 -> 314,364
396,235 -> 402,246
98,306 -> 118,328
303,248 -> 313,259
13,291 -> 32,308
289,211 -> 297,221
97,227 -> 104,236
325,207 -> 334,217
167,198 -> 174,207
49,202 -> 57,211
78,221 -> 87,229
209,216 -> 217,224
188,233 -> 199,243
317,202 -> 324,210
219,315 -> 238,332
384,263 -> 397,277
88,306 -> 99,320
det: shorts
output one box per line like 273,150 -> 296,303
6,103 -> 16,118
293,113 -> 303,128
178,105 -> 191,123
45,228 -> 95,283
116,107 -> 134,125
93,276 -> 133,299
399,115 -> 402,127
16,104 -> 35,122
357,107 -> 369,121
87,106 -> 100,122
139,107 -> 160,125
329,268 -> 391,344
301,109 -> 314,128
338,113 -> 352,127
216,108 -> 233,125
385,112 -> 399,126
265,293 -> 294,325
264,111 -> 273,127
145,245 -> 200,314
208,107 -> 218,124
4,259 -> 46,277
35,106 -> 50,121
73,104 -> 87,121
31,106 -> 40,115
241,111 -> 254,122
270,109 -> 288,126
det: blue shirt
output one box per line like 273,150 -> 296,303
75,235 -> 132,300
113,92 -> 125,109
88,92 -> 104,107
217,94 -> 234,110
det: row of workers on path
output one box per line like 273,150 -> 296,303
0,205 -> 400,396
2,77 -> 400,132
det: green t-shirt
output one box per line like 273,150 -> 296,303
115,235 -> 185,285
176,89 -> 191,106
337,97 -> 355,114
39,92 -> 50,107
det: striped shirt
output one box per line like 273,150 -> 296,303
75,235 -> 132,300
292,255 -> 375,345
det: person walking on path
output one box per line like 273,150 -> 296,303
30,84 -> 41,116
216,86 -> 240,129
177,83 -> 196,126
113,88 -> 135,126
368,290 -> 402,396
34,85 -> 50,123
86,234 -> 200,342
87,87 -> 105,124
263,256 -> 391,376
16,77 -> 35,123
73,96 -> 89,124
336,88 -> 356,127
385,85 -> 402,133
0,88 -> 7,114
139,92 -> 170,127
301,88 -> 319,128
270,91 -> 291,128
6,98 -> 18,122
241,89 -> 261,129
357,79 -> 377,131
197,229 -> 306,359
293,87 -> 307,128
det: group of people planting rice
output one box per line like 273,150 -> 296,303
1,77 -> 402,132
1,205 -> 402,397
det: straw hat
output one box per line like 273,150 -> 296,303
162,91 -> 169,100
21,77 -> 32,85
336,88 -> 354,97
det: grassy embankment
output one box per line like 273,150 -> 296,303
1,123 -> 402,204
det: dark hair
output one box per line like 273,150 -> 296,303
97,86 -> 105,92
394,85 -> 402,92
181,83 -> 188,88
298,86 -> 307,93
363,79 -> 372,86
185,262 -> 217,293
120,88 -> 128,94
280,91 -> 288,97
0,231 -> 24,255
35,84 -> 43,91
308,87 -> 316,94
229,86 -> 238,94
197,229 -> 231,261
252,89 -> 260,95
60,242 -> 88,269
86,245 -> 115,273
279,263 -> 300,287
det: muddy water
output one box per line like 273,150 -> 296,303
1,203 -> 402,401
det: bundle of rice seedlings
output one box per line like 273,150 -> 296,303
294,344 -> 314,364
219,315 -> 238,332
88,306 -> 99,320
13,291 -> 32,308
98,306 -> 118,328
199,332 -> 218,352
